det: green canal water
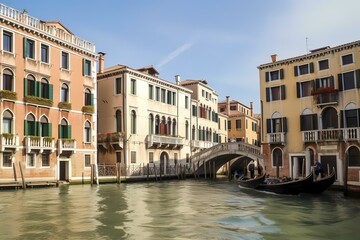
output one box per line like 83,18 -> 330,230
0,179 -> 358,240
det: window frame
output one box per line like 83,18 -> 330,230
2,68 -> 14,91
40,43 -> 49,64
26,153 -> 36,168
84,121 -> 91,143
318,59 -> 329,71
61,51 -> 70,70
115,78 -> 122,94
24,38 -> 35,59
2,151 -> 12,168
41,153 -> 50,168
2,30 -> 13,53
84,154 -> 91,167
341,53 -> 354,66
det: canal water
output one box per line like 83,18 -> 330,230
0,179 -> 358,240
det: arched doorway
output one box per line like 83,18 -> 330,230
160,151 -> 169,175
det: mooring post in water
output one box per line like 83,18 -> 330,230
19,161 -> 26,189
344,153 -> 349,196
82,172 -> 84,185
90,164 -> 93,186
154,164 -> 158,181
204,161 -> 207,179
13,162 -> 17,182
147,163 -> 149,181
213,161 -> 216,179
192,162 -> 195,178
119,162 -> 121,183
227,161 -> 231,181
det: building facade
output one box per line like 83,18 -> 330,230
0,4 -> 98,181
259,41 -> 360,187
218,97 -> 259,146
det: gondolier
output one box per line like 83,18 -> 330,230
247,160 -> 255,178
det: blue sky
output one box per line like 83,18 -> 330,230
3,0 -> 360,112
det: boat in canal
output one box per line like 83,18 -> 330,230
302,167 -> 336,194
256,171 -> 314,195
237,172 -> 266,189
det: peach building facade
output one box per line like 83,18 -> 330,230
259,41 -> 360,187
0,4 -> 98,182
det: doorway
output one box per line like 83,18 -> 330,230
320,155 -> 337,179
160,152 -> 169,175
290,155 -> 306,179
59,160 -> 69,181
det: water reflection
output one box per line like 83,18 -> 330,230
0,180 -> 358,240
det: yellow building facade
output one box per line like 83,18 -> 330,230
0,4 -> 98,182
259,42 -> 360,187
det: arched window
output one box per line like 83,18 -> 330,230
3,68 -> 14,91
149,114 -> 154,134
202,126 -> 206,141
198,126 -> 201,141
115,110 -> 122,132
192,125 -> 196,140
185,121 -> 189,140
61,83 -> 69,102
59,118 -> 71,139
155,115 -> 160,134
40,115 -> 51,137
160,116 -> 166,135
348,146 -> 360,167
84,121 -> 91,143
131,110 -> 136,134
26,74 -> 36,96
322,107 -> 338,129
41,78 -> 50,99
172,119 -> 176,136
167,117 -> 171,135
272,148 -> 283,167
2,110 -> 13,134
84,88 -> 92,106
25,113 -> 36,136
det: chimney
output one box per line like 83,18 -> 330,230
250,102 -> 253,116
271,54 -> 277,63
98,52 -> 106,74
226,96 -> 230,116
175,75 -> 180,85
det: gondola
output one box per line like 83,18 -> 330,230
256,171 -> 314,195
302,167 -> 336,194
237,172 -> 266,189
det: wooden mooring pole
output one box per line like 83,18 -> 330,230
19,161 -> 26,189
13,162 -> 17,182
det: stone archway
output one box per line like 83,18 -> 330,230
160,151 -> 169,175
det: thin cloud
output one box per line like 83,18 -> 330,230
157,42 -> 193,68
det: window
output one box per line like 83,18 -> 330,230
131,151 -> 136,164
130,79 -> 136,95
161,89 -> 166,103
192,105 -> 197,116
267,117 -> 287,133
185,96 -> 189,109
27,153 -> 35,167
266,85 -> 286,101
25,114 -> 36,136
202,90 -> 205,97
318,59 -> 329,70
167,91 -> 172,104
174,153 -> 178,165
41,44 -> 49,63
42,153 -> 50,167
83,59 -> 91,76
224,119 -> 227,130
84,121 -> 91,143
41,78 -> 53,100
300,114 -> 318,131
25,75 -> 36,97
2,152 -> 12,167
341,109 -> 360,128
85,154 -> 91,167
236,119 -> 241,129
272,148 -> 283,168
3,69 -> 14,91
185,121 -> 189,140
294,63 -> 314,76
115,78 -> 122,94
172,92 -> 176,106
315,76 -> 334,89
265,69 -> 284,81
116,110 -> 122,132
186,153 -> 190,163
3,31 -> 13,52
59,118 -> 71,139
116,152 -> 121,163
228,120 -> 231,130
342,54 -> 353,65
39,116 -> 51,137
2,110 -> 13,134
296,80 -> 314,98
148,84 -> 153,99
149,152 -> 153,163
61,83 -> 69,102
338,70 -> 359,90
61,51 -> 69,69
230,106 -> 236,111
149,114 -> 154,134
24,38 -> 35,59
131,110 -> 136,134
348,146 -> 360,167
84,88 -> 92,106
155,87 -> 160,101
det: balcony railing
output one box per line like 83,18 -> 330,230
190,140 -> 216,150
98,132 -> 124,150
146,134 -> 184,149
0,134 -> 19,151
25,136 -> 55,153
302,128 -> 360,142
267,132 -> 286,144
0,4 -> 95,53
58,139 -> 76,155
314,91 -> 339,106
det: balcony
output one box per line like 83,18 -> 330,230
98,132 -> 124,150
302,128 -> 360,142
146,135 -> 184,149
0,133 -> 19,151
58,139 -> 76,155
25,136 -> 55,153
312,88 -> 339,107
190,140 -> 216,151
267,132 -> 286,144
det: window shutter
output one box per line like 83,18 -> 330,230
312,114 -> 318,130
282,117 -> 287,132
356,69 -> 360,88
265,72 -> 269,82
49,84 -> 53,100
309,62 -> 314,73
266,88 -> 270,102
281,85 -> 286,100
68,125 -> 72,139
266,119 -> 271,133
296,82 -> 300,98
280,69 -> 284,79
24,78 -> 28,96
90,93 -> 94,106
35,81 -> 40,97
340,110 -> 344,128
338,74 -> 343,91
82,59 -> 85,76
330,76 -> 335,88
24,120 -> 28,136
315,78 -> 320,90
58,125 -> 62,139
36,121 -> 40,136
300,115 -> 304,131
294,66 -> 298,76
23,37 -> 27,58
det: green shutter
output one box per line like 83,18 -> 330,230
23,37 -> 27,58
49,84 -> 53,100
90,93 -> 94,106
265,72 -> 269,82
68,125 -> 72,138
24,78 -> 28,96
338,74 -> 343,91
24,120 -> 28,136
281,85 -> 286,100
294,66 -> 298,76
309,62 -> 314,73
48,123 -> 52,137
36,121 -> 40,136
82,59 -> 85,76
59,124 -> 62,139
35,81 -> 40,97
356,69 -> 360,88
280,69 -> 284,79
